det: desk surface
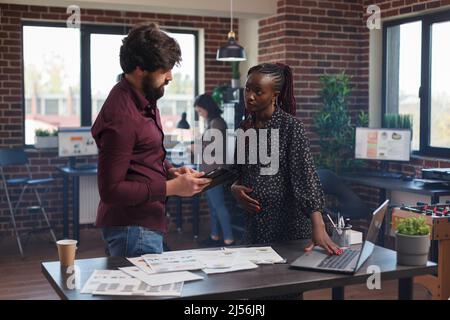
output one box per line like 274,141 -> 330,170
341,174 -> 450,196
42,240 -> 436,300
56,166 -> 98,176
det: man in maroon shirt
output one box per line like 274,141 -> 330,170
91,23 -> 210,257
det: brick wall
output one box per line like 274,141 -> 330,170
0,3 -> 235,237
258,0 -> 369,153
1,1 -> 450,240
363,0 -> 450,18
258,0 -> 450,210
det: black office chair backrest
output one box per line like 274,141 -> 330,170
0,148 -> 29,167
317,168 -> 371,219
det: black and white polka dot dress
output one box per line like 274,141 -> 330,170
234,107 -> 325,245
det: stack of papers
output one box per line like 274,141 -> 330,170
81,246 -> 286,297
81,270 -> 184,297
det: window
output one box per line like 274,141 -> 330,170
23,25 -> 80,145
23,23 -> 198,146
90,33 -> 125,122
159,31 -> 197,140
383,10 -> 450,157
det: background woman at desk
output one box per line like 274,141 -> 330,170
231,63 -> 341,255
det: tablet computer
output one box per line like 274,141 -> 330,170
203,167 -> 239,191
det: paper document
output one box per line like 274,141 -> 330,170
81,270 -> 183,297
127,257 -> 155,274
194,250 -> 240,269
119,266 -> 203,286
202,260 -> 258,274
142,251 -> 205,273
224,247 -> 286,264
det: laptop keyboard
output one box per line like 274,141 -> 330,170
317,249 -> 359,270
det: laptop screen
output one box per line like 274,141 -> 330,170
355,200 -> 389,271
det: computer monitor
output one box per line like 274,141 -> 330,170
58,127 -> 98,158
355,127 -> 411,162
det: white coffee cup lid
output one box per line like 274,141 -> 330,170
56,239 -> 78,246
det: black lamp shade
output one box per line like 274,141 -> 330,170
216,37 -> 246,61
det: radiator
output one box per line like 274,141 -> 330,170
79,175 -> 100,224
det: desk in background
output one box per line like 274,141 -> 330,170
340,174 -> 450,244
56,166 -> 98,243
57,165 -> 201,242
41,240 -> 436,300
341,174 -> 450,205
341,174 -> 450,300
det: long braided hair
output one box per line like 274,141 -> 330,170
247,63 -> 297,116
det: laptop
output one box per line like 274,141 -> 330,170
290,199 -> 389,274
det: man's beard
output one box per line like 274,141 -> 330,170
142,75 -> 166,101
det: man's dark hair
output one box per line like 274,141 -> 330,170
194,94 -> 223,120
120,23 -> 182,73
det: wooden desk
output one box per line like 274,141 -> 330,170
392,207 -> 450,300
42,240 -> 436,300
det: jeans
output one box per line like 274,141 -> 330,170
101,226 -> 163,257
205,185 -> 234,241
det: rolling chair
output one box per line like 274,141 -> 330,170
0,148 -> 57,256
317,169 -> 372,221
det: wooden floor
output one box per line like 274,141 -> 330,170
0,224 -> 432,300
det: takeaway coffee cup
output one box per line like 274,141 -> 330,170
56,239 -> 78,267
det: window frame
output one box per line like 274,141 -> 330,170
382,9 -> 450,158
21,21 -> 199,147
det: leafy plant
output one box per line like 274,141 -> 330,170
396,217 -> 430,236
35,128 -> 58,137
384,113 -> 413,129
313,72 -> 368,173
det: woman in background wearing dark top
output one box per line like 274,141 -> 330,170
231,63 -> 341,255
194,94 -> 234,246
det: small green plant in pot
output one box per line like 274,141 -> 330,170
35,128 -> 58,149
395,217 -> 431,266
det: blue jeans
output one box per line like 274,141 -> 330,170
205,185 -> 234,242
101,226 -> 163,257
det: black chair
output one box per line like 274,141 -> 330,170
0,148 -> 57,256
317,169 -> 372,221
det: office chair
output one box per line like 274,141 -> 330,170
0,148 -> 57,256
317,169 -> 372,221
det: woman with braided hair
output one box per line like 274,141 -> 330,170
231,63 -> 341,255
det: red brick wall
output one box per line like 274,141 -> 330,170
363,0 -> 450,18
0,3 -> 235,237
258,0 -> 450,210
258,0 -> 369,153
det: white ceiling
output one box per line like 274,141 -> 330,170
0,0 -> 277,19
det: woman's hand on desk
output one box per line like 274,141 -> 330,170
166,172 -> 211,197
305,212 -> 342,255
231,183 -> 261,214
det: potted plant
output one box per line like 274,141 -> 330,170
384,113 -> 413,129
313,72 -> 368,174
35,128 -> 58,149
395,217 -> 431,266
